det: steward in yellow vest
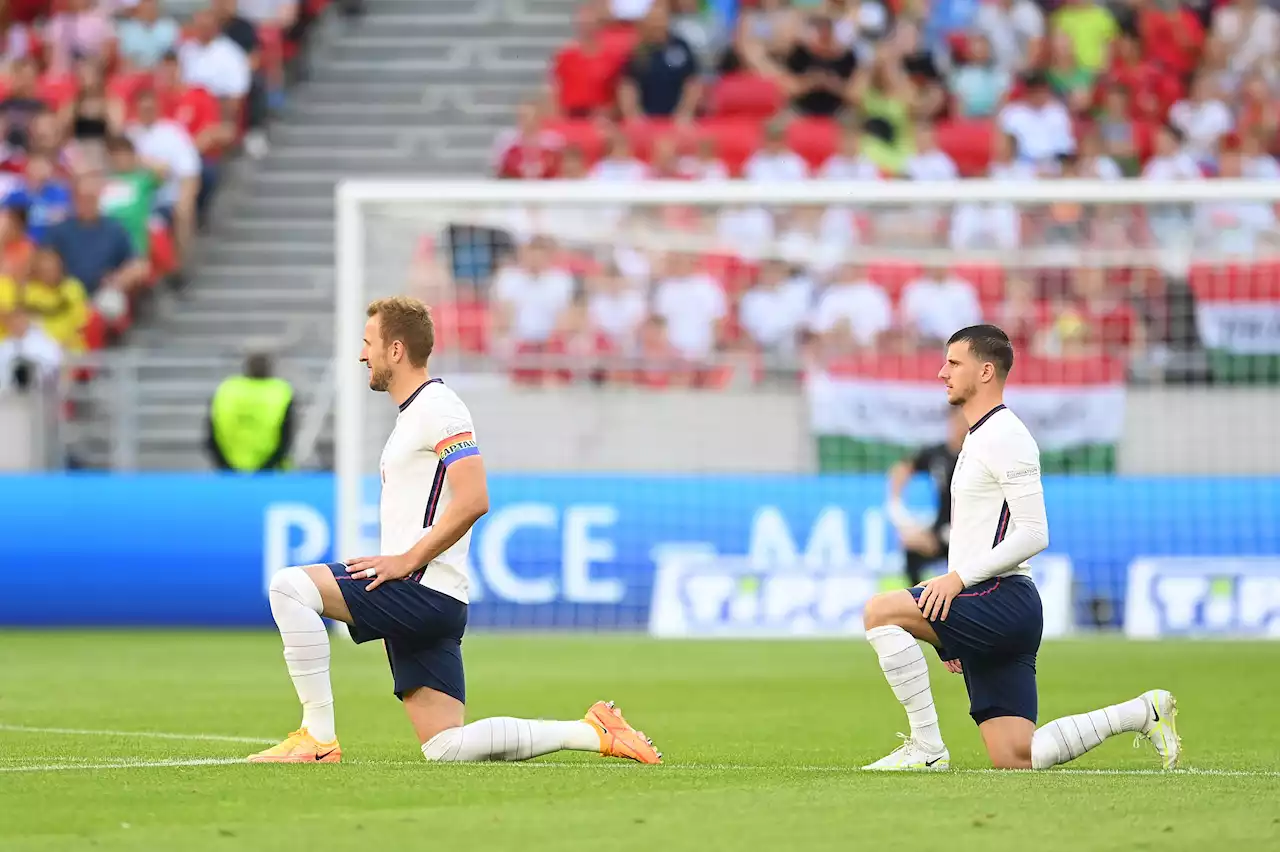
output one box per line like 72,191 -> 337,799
206,353 -> 295,472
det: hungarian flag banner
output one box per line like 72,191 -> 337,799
1189,263 -> 1280,382
808,354 -> 1126,474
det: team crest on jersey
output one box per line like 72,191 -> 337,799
435,432 -> 479,466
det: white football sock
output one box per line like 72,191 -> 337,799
268,567 -> 336,743
421,718 -> 601,762
1031,697 -> 1149,769
866,625 -> 944,751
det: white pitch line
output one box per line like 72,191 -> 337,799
0,758 -> 245,774
501,761 -> 1280,778
0,725 -> 276,745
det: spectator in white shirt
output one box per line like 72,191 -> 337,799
586,263 -> 647,352
652,252 -> 727,361
1168,74 -> 1234,168
808,264 -> 893,351
179,10 -> 252,100
905,122 -> 958,181
818,120 -> 881,180
0,310 -> 62,393
744,116 -> 809,182
1194,148 -> 1277,255
589,129 -> 649,182
127,88 -> 201,262
492,236 -> 576,351
975,0 -> 1045,74
901,267 -> 983,346
951,132 -> 1032,250
1241,130 -> 1280,179
997,71 -> 1075,167
776,205 -> 853,276
117,0 -> 181,69
1143,124 -> 1203,247
678,135 -> 729,180
1212,0 -> 1280,81
738,258 -> 813,354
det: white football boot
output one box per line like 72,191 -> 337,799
862,734 -> 950,771
1135,689 -> 1181,770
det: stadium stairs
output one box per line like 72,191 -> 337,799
83,0 -> 577,470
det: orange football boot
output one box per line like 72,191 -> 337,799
585,700 -> 662,764
246,728 -> 342,764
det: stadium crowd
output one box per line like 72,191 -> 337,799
0,0 -> 322,391
482,0 -> 1280,386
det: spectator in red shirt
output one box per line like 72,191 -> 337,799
551,1 -> 621,118
1137,0 -> 1205,80
491,100 -> 563,179
154,52 -> 235,221
1103,30 -> 1181,120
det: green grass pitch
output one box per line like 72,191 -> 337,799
2,631 -> 1278,851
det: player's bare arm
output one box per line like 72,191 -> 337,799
346,455 -> 489,591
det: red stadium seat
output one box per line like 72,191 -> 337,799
935,119 -> 993,177
786,117 -> 839,170
950,262 -> 1006,303
709,73 -> 784,119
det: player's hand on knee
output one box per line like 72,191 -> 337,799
917,571 -> 964,622
943,659 -> 963,675
345,553 -> 416,591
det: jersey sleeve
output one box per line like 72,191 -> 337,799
992,427 -> 1044,501
423,398 -> 479,467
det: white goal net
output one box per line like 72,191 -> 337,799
335,180 -> 1280,633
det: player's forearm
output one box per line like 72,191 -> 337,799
956,492 -> 1049,587
403,498 -> 488,570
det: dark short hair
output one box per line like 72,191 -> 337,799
948,324 -> 1014,378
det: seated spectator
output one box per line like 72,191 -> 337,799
1236,71 -> 1279,144
893,19 -> 947,122
630,314 -> 687,388
1102,31 -> 1179,121
126,89 -> 200,263
179,9 -> 251,102
900,267 -> 983,346
1050,0 -> 1116,74
1211,0 -> 1279,82
210,0 -> 270,158
586,261 -> 646,352
1071,265 -> 1142,359
618,3 -> 702,122
951,132 -> 1031,250
775,15 -> 857,118
720,0 -> 801,75
1095,85 -> 1138,175
61,58 -> 123,151
904,122 -> 958,180
949,34 -> 1009,119
819,117 -> 880,179
1241,129 -> 1280,179
677,135 -> 729,180
1076,130 -> 1122,180
808,263 -> 892,352
45,0 -> 116,75
847,48 -> 915,174
535,294 -> 616,386
744,115 -> 809,181
0,307 -> 61,391
558,143 -> 589,179
11,246 -> 89,354
43,174 -> 149,299
492,100 -> 563,179
652,252 -> 726,362
776,205 -> 851,274
1044,30 -> 1094,115
153,52 -> 235,220
0,203 -> 31,279
647,133 -> 684,178
101,136 -> 161,259
0,57 -> 45,150
1193,147 -> 1277,255
117,0 -> 181,70
994,276 -> 1047,353
738,258 -> 812,355
1137,0 -> 1205,82
9,153 -> 71,243
975,0 -> 1045,73
589,126 -> 648,180
552,1 -> 621,118
1168,73 -> 1233,169
1143,124 -> 1202,247
997,71 -> 1075,168
491,236 -> 574,354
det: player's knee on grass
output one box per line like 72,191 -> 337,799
402,686 -> 465,745
979,716 -> 1035,769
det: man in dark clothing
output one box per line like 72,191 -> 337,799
887,409 -> 967,586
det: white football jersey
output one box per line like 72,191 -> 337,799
378,379 -> 477,602
949,404 -> 1044,587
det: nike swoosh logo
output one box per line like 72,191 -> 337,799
316,749 -> 337,761
1151,705 -> 1160,723
925,756 -> 944,767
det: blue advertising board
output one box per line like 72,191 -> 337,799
2,474 -> 1279,628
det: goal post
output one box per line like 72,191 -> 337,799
334,178 -> 1280,632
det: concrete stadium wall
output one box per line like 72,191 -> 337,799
465,384 -> 1278,475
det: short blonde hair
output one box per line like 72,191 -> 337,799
367,296 -> 434,367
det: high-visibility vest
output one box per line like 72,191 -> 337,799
209,376 -> 293,472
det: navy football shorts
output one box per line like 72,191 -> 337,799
328,563 -> 468,703
909,574 -> 1044,724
